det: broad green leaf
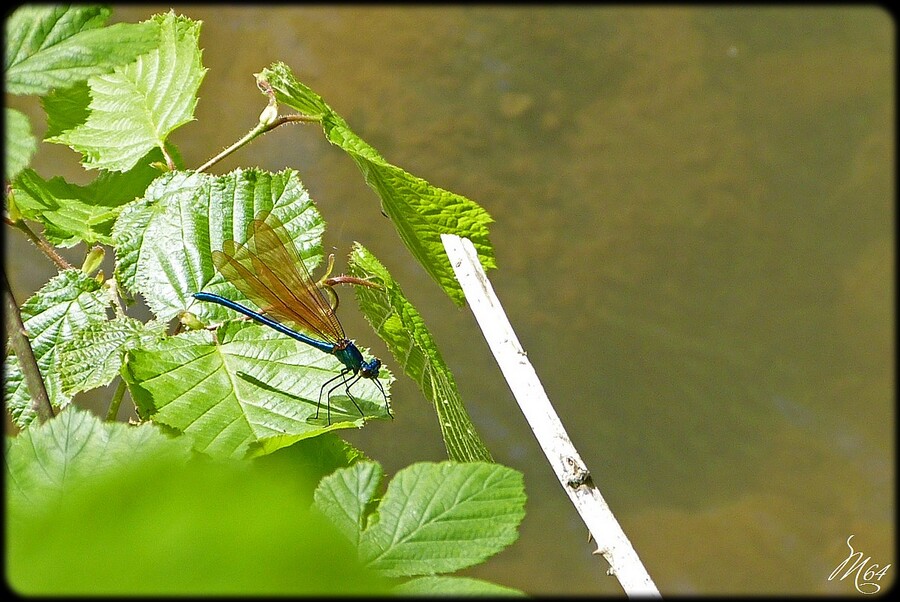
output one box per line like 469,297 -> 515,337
59,316 -> 166,395
41,79 -> 91,138
4,5 -> 158,96
313,461 -> 384,547
112,168 -> 322,322
110,194 -> 157,294
42,81 -> 186,162
393,576 -> 524,596
359,462 -> 525,576
5,108 -> 37,181
46,12 -> 205,172
121,321 -> 392,460
4,405 -> 190,513
10,155 -> 165,247
6,409 -> 387,595
4,270 -> 110,428
260,434 -> 372,504
258,62 -> 496,305
319,461 -> 525,578
349,244 -> 492,463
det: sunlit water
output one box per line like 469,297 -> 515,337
6,6 -> 893,595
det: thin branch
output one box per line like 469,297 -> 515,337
195,114 -> 318,174
2,268 -> 54,423
161,144 -> 176,171
442,234 -> 660,598
106,378 -> 127,421
323,275 -> 381,289
4,216 -> 73,271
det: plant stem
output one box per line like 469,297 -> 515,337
323,275 -> 382,290
2,268 -> 54,423
106,379 -> 127,421
4,216 -> 74,271
195,114 -> 318,174
161,144 -> 176,171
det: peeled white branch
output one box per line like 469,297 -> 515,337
442,234 -> 660,598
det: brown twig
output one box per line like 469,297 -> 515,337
2,268 -> 55,423
323,275 -> 382,289
4,216 -> 73,271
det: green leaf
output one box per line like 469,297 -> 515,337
112,168 -> 323,322
10,156 -> 164,247
58,316 -> 166,395
4,5 -> 159,96
349,244 -> 492,463
258,62 -> 495,305
6,408 -> 388,595
360,462 -> 525,576
121,321 -> 392,460
110,194 -> 157,294
41,80 -> 91,138
5,108 -> 37,181
4,406 -> 190,513
314,461 -> 384,548
46,12 -> 205,172
393,576 -> 525,596
260,434 -> 372,501
4,270 -> 110,428
316,461 -> 525,578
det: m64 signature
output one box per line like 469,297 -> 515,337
828,535 -> 891,594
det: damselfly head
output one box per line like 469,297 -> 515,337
361,357 -> 382,379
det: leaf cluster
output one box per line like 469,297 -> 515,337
7,407 -> 524,595
4,5 -> 524,595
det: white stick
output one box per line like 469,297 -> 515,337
442,234 -> 660,598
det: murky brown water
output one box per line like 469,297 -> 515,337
6,6 -> 893,595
